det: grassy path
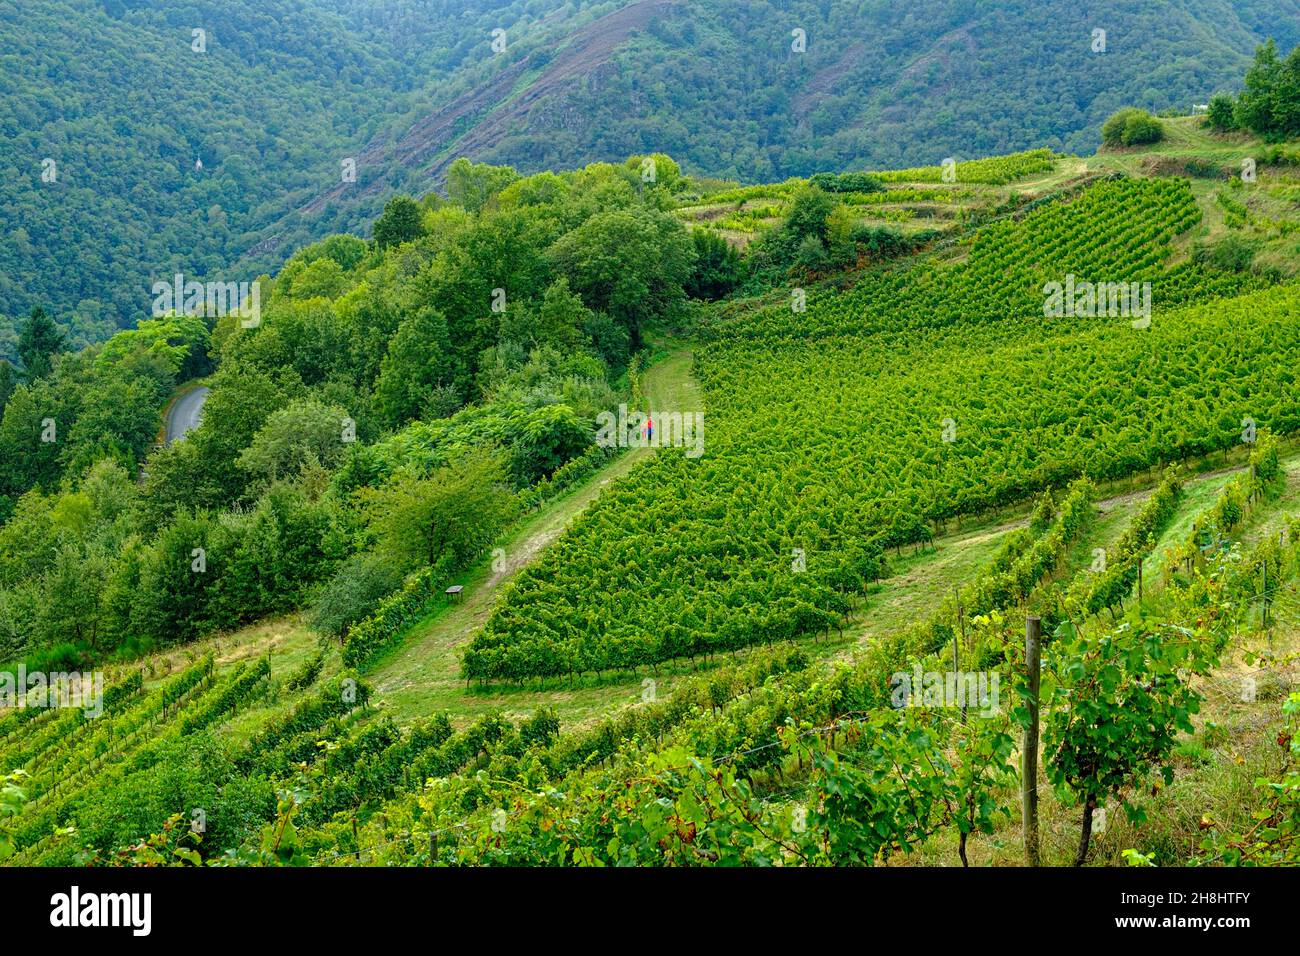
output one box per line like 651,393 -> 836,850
843,454 -> 1297,652
128,372 -> 1298,739
367,348 -> 702,728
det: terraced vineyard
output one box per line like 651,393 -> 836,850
2,651 -> 376,865
463,175 -> 1300,683
315,437 -> 1300,867
707,177 -> 1251,343
677,149 -> 1067,246
873,149 -> 1061,185
7,125 -> 1300,874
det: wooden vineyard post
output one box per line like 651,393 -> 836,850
1137,558 -> 1143,603
1022,615 -> 1042,867
1263,560 -> 1269,630
954,588 -> 966,722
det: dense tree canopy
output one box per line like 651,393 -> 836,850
1208,39 -> 1300,137
6,0 -> 1291,354
0,153 -> 705,665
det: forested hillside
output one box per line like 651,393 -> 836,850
7,39 -> 1300,874
5,0 -> 1299,352
0,153 -> 697,668
0,0 -> 584,352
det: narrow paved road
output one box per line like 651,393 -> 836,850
165,386 -> 209,443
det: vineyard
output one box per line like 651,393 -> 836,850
1,648 -> 373,864
457,171 -> 1296,686
677,149 -> 1067,246
872,149 -> 1060,185
464,257 -> 1300,682
705,176 -> 1254,344
273,433 -> 1294,866
7,130 -> 1300,871
4,337 -> 1299,869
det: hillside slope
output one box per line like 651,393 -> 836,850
0,0 -> 580,351
7,118 -> 1300,866
6,0 -> 1300,351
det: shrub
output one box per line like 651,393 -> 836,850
311,552 -> 407,641
1192,235 -> 1258,273
808,171 -> 884,193
1101,108 -> 1163,147
1207,94 -> 1238,131
1258,145 -> 1300,167
685,229 -> 745,300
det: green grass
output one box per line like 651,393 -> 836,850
1089,115 -> 1259,169
358,347 -> 708,730
849,517 -> 1018,650
114,614 -> 337,743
